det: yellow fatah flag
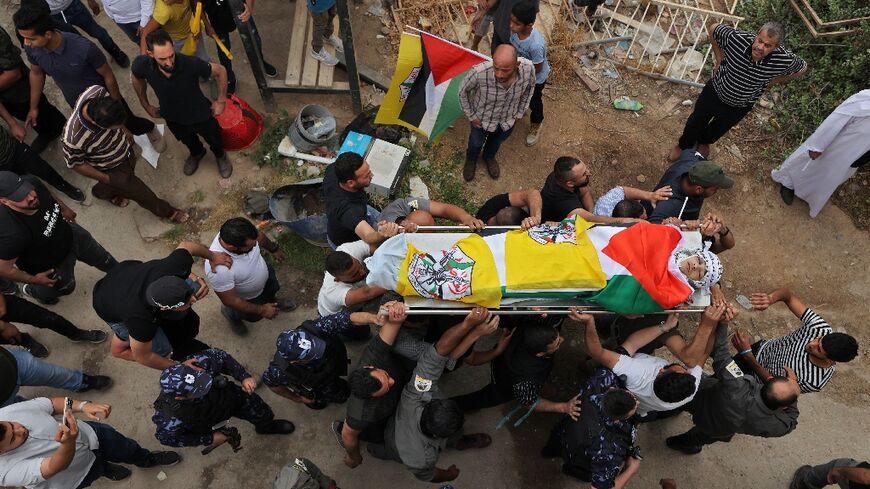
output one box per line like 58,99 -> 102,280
504,216 -> 607,292
396,235 -> 502,308
374,33 -> 423,131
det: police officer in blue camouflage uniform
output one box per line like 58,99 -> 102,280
541,364 -> 642,488
152,348 -> 295,449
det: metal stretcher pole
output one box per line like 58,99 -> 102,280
404,308 -> 706,315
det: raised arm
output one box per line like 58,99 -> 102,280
669,304 -> 725,367
429,201 -> 484,230
731,329 -> 773,382
509,188 -> 543,228
434,307 -> 488,357
573,310 -> 620,369
750,288 -> 807,318
450,313 -> 499,360
621,313 -> 680,357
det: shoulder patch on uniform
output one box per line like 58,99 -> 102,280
725,360 -> 744,378
414,374 -> 433,392
408,199 -> 419,210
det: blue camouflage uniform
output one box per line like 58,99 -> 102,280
152,348 -> 275,447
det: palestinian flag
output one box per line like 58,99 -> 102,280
375,31 -> 488,141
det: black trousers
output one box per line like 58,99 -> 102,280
1,293 -> 81,339
451,381 -> 514,411
530,82 -> 545,124
2,94 -> 67,139
1,140 -> 72,191
120,98 -> 154,136
166,117 -> 225,158
678,82 -> 752,149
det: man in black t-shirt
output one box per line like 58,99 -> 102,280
323,153 -> 398,249
199,0 -> 278,93
540,157 -> 636,225
333,301 -> 411,469
0,172 -> 116,305
131,29 -> 232,178
475,188 -> 542,228
93,241 -> 233,370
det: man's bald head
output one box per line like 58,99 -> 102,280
493,44 -> 519,84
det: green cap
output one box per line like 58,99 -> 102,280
687,161 -> 733,189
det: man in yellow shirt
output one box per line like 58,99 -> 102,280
139,0 -> 210,61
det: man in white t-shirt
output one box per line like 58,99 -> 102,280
318,240 -> 385,340
205,218 -> 297,336
0,397 -> 179,488
581,302 -> 731,419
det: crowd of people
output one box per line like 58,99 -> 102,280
0,0 -> 867,488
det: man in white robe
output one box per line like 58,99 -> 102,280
772,89 -> 870,218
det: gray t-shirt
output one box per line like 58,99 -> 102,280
385,345 -> 449,481
0,398 -> 99,489
379,197 -> 431,225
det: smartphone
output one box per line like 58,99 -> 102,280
185,278 -> 202,295
61,397 -> 73,427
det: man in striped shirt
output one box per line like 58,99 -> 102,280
459,44 -> 535,181
62,85 -> 189,222
734,288 -> 859,393
669,22 -> 806,161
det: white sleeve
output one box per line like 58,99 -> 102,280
611,355 -> 638,386
204,266 -> 235,293
805,113 -> 853,153
317,281 -> 352,316
338,240 -> 372,261
0,458 -> 47,487
140,0 -> 155,27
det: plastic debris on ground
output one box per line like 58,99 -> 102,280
601,68 -> 619,79
613,96 -> 644,111
300,115 -> 337,139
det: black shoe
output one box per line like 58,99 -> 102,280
263,61 -> 278,77
255,419 -> 295,434
790,465 -> 813,489
183,151 -> 206,176
112,51 -> 130,68
19,333 -> 49,358
222,309 -> 248,336
665,434 -> 702,455
102,462 -> 132,481
138,450 -> 181,468
330,420 -> 346,449
305,400 -> 328,410
78,374 -> 112,392
59,184 -> 85,203
216,153 -> 233,178
70,329 -> 109,344
779,184 -> 795,205
21,284 -> 58,305
277,298 -> 297,312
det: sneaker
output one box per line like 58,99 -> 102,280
183,151 -> 206,176
59,184 -> 85,202
139,450 -> 181,468
148,127 -> 166,153
330,420 -> 346,449
789,465 -> 812,489
665,433 -> 702,455
779,184 -> 795,205
463,159 -> 477,182
263,61 -> 278,78
484,157 -> 500,179
19,333 -> 49,358
255,419 -> 296,434
78,374 -> 112,392
21,284 -> 57,305
216,153 -> 233,178
310,47 -> 339,66
324,34 -> 344,53
102,462 -> 132,481
222,308 -> 248,336
70,329 -> 108,344
277,298 -> 297,312
526,123 -> 541,146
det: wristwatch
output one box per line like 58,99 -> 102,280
78,400 -> 91,412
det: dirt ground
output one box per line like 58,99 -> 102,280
3,1 -> 868,488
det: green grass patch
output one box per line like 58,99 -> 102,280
271,231 -> 330,274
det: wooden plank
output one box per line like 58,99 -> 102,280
301,16 -> 320,87
335,51 -> 392,90
285,0 -> 309,86
571,64 -> 599,92
318,17 -> 338,87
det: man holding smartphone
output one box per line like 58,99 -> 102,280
92,240 -> 233,370
0,396 -> 180,487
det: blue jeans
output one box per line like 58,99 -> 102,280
114,21 -> 140,44
2,347 -> 83,407
78,422 -> 152,488
52,0 -> 122,56
215,18 -> 267,93
108,322 -> 173,358
222,264 -> 280,322
466,124 -> 514,161
327,205 -> 381,250
25,222 -> 117,304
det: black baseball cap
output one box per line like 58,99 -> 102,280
0,171 -> 35,201
146,276 -> 193,311
687,161 -> 734,189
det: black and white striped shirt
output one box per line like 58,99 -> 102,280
755,308 -> 834,393
62,85 -> 132,170
710,25 -> 806,108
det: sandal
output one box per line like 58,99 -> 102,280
109,196 -> 129,207
169,209 -> 189,223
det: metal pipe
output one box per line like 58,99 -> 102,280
405,308 -> 706,315
573,36 -> 632,48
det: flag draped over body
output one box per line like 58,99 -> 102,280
375,31 -> 488,141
